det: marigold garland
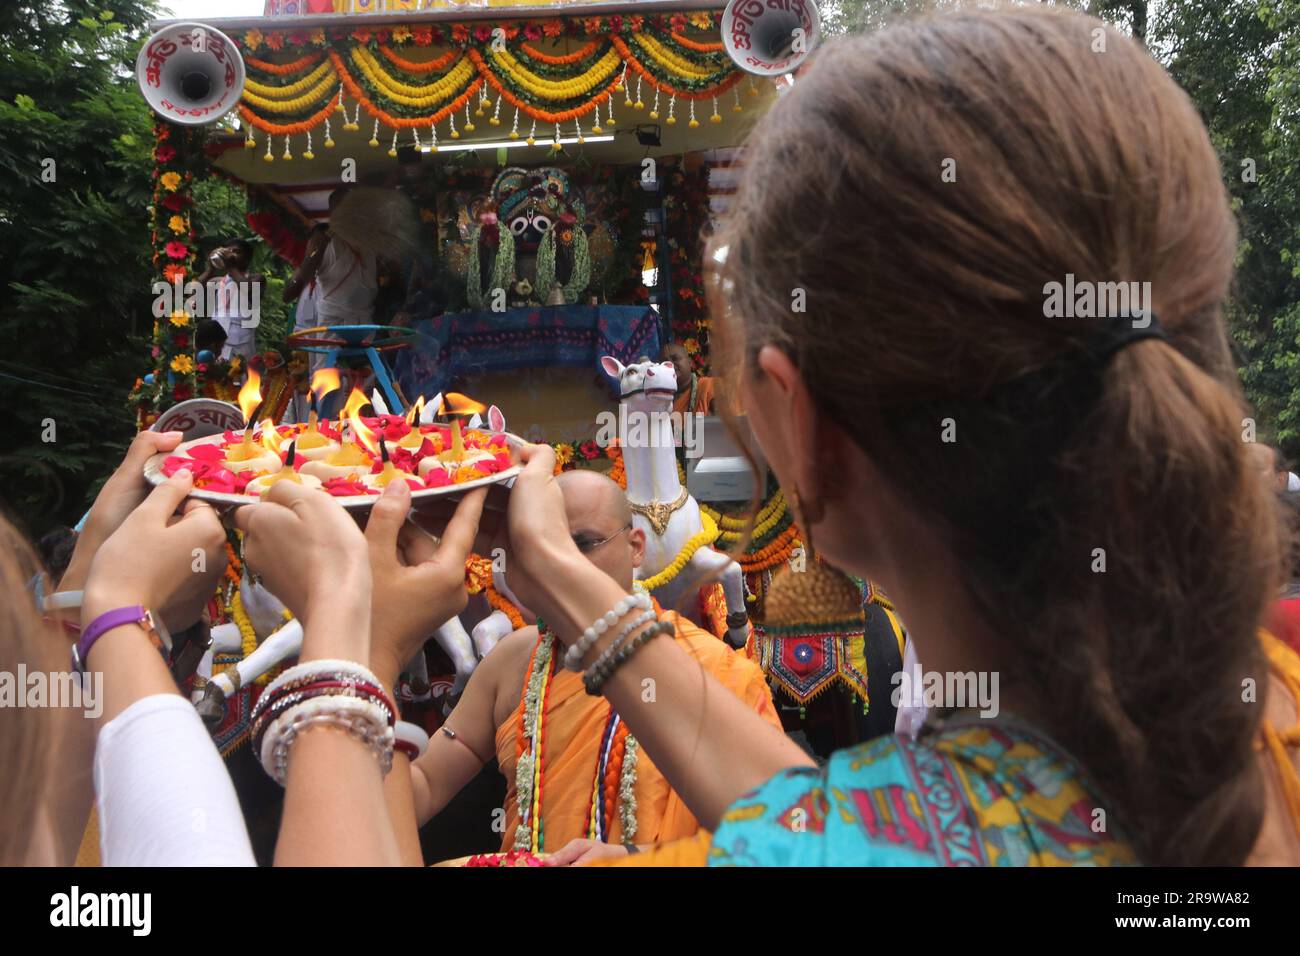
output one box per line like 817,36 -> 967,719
244,59 -> 336,99
238,99 -> 337,137
470,48 -> 619,125
377,44 -> 460,74
669,31 -> 725,53
485,584 -> 525,631
610,35 -> 743,100
242,73 -> 337,114
236,20 -> 744,145
488,46 -> 623,101
351,46 -> 476,106
518,39 -> 600,66
737,523 -> 802,573
243,50 -> 324,75
465,553 -> 495,595
520,628 -> 640,851
331,48 -> 485,130
631,33 -> 718,81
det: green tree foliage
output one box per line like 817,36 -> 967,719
0,2 -> 157,536
826,1 -> 1300,457
0,3 -> 291,536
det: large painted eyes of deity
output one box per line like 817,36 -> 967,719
508,212 -> 554,236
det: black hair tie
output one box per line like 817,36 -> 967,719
1081,312 -> 1168,366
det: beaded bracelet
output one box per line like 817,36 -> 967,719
263,658 -> 389,702
584,619 -> 676,696
258,694 -> 395,787
394,720 -> 430,761
251,682 -> 395,760
581,609 -> 657,687
563,591 -> 653,672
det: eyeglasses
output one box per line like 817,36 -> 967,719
573,524 -> 631,555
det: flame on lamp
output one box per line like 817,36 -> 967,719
311,367 -> 342,402
261,423 -> 284,454
440,392 -> 487,417
405,395 -> 425,427
237,369 -> 263,426
343,387 -> 379,457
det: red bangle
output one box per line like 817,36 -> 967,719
393,739 -> 419,761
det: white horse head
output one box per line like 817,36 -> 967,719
601,356 -> 676,414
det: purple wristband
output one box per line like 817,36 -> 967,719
73,605 -> 153,674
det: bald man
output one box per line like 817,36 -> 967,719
409,470 -> 780,865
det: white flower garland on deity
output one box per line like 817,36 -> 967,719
535,226 -> 591,304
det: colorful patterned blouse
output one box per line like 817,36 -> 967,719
708,716 -> 1138,866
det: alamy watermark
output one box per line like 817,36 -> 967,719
151,279 -> 261,328
1042,273 -> 1151,324
594,407 -> 703,458
0,666 -> 101,718
50,886 -> 150,936
891,664 -> 1000,719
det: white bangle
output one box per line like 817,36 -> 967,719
42,590 -> 83,611
264,658 -> 387,699
562,591 -> 653,672
394,720 -> 430,759
259,695 -> 395,787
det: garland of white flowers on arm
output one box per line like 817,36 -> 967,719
535,226 -> 591,304
466,224 -> 516,311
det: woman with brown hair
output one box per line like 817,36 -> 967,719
485,5 -> 1300,865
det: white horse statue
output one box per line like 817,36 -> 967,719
600,356 -> 749,647
195,570 -> 482,724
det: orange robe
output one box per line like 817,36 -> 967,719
494,611 -> 780,852
672,376 -> 715,416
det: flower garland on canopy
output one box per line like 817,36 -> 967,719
232,12 -> 747,161
661,157 -> 712,373
130,120 -> 205,425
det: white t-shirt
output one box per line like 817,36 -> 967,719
316,238 -> 377,326
292,278 -> 320,332
95,694 -> 255,866
211,275 -> 258,360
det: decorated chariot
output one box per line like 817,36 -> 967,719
124,0 -> 885,862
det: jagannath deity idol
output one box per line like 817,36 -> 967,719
461,166 -> 613,310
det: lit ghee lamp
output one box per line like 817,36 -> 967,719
224,369 -> 281,475
363,437 -> 422,491
296,368 -> 343,461
417,392 -> 495,479
385,395 -> 429,456
246,441 -> 323,496
300,387 -> 376,481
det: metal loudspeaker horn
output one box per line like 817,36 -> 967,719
135,22 -> 245,126
722,0 -> 821,77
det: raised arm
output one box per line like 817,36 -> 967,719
362,479 -> 489,864
283,228 -> 329,303
501,446 -> 813,831
408,653 -> 499,827
234,481 -> 397,866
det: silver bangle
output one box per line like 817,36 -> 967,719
259,695 -> 394,787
